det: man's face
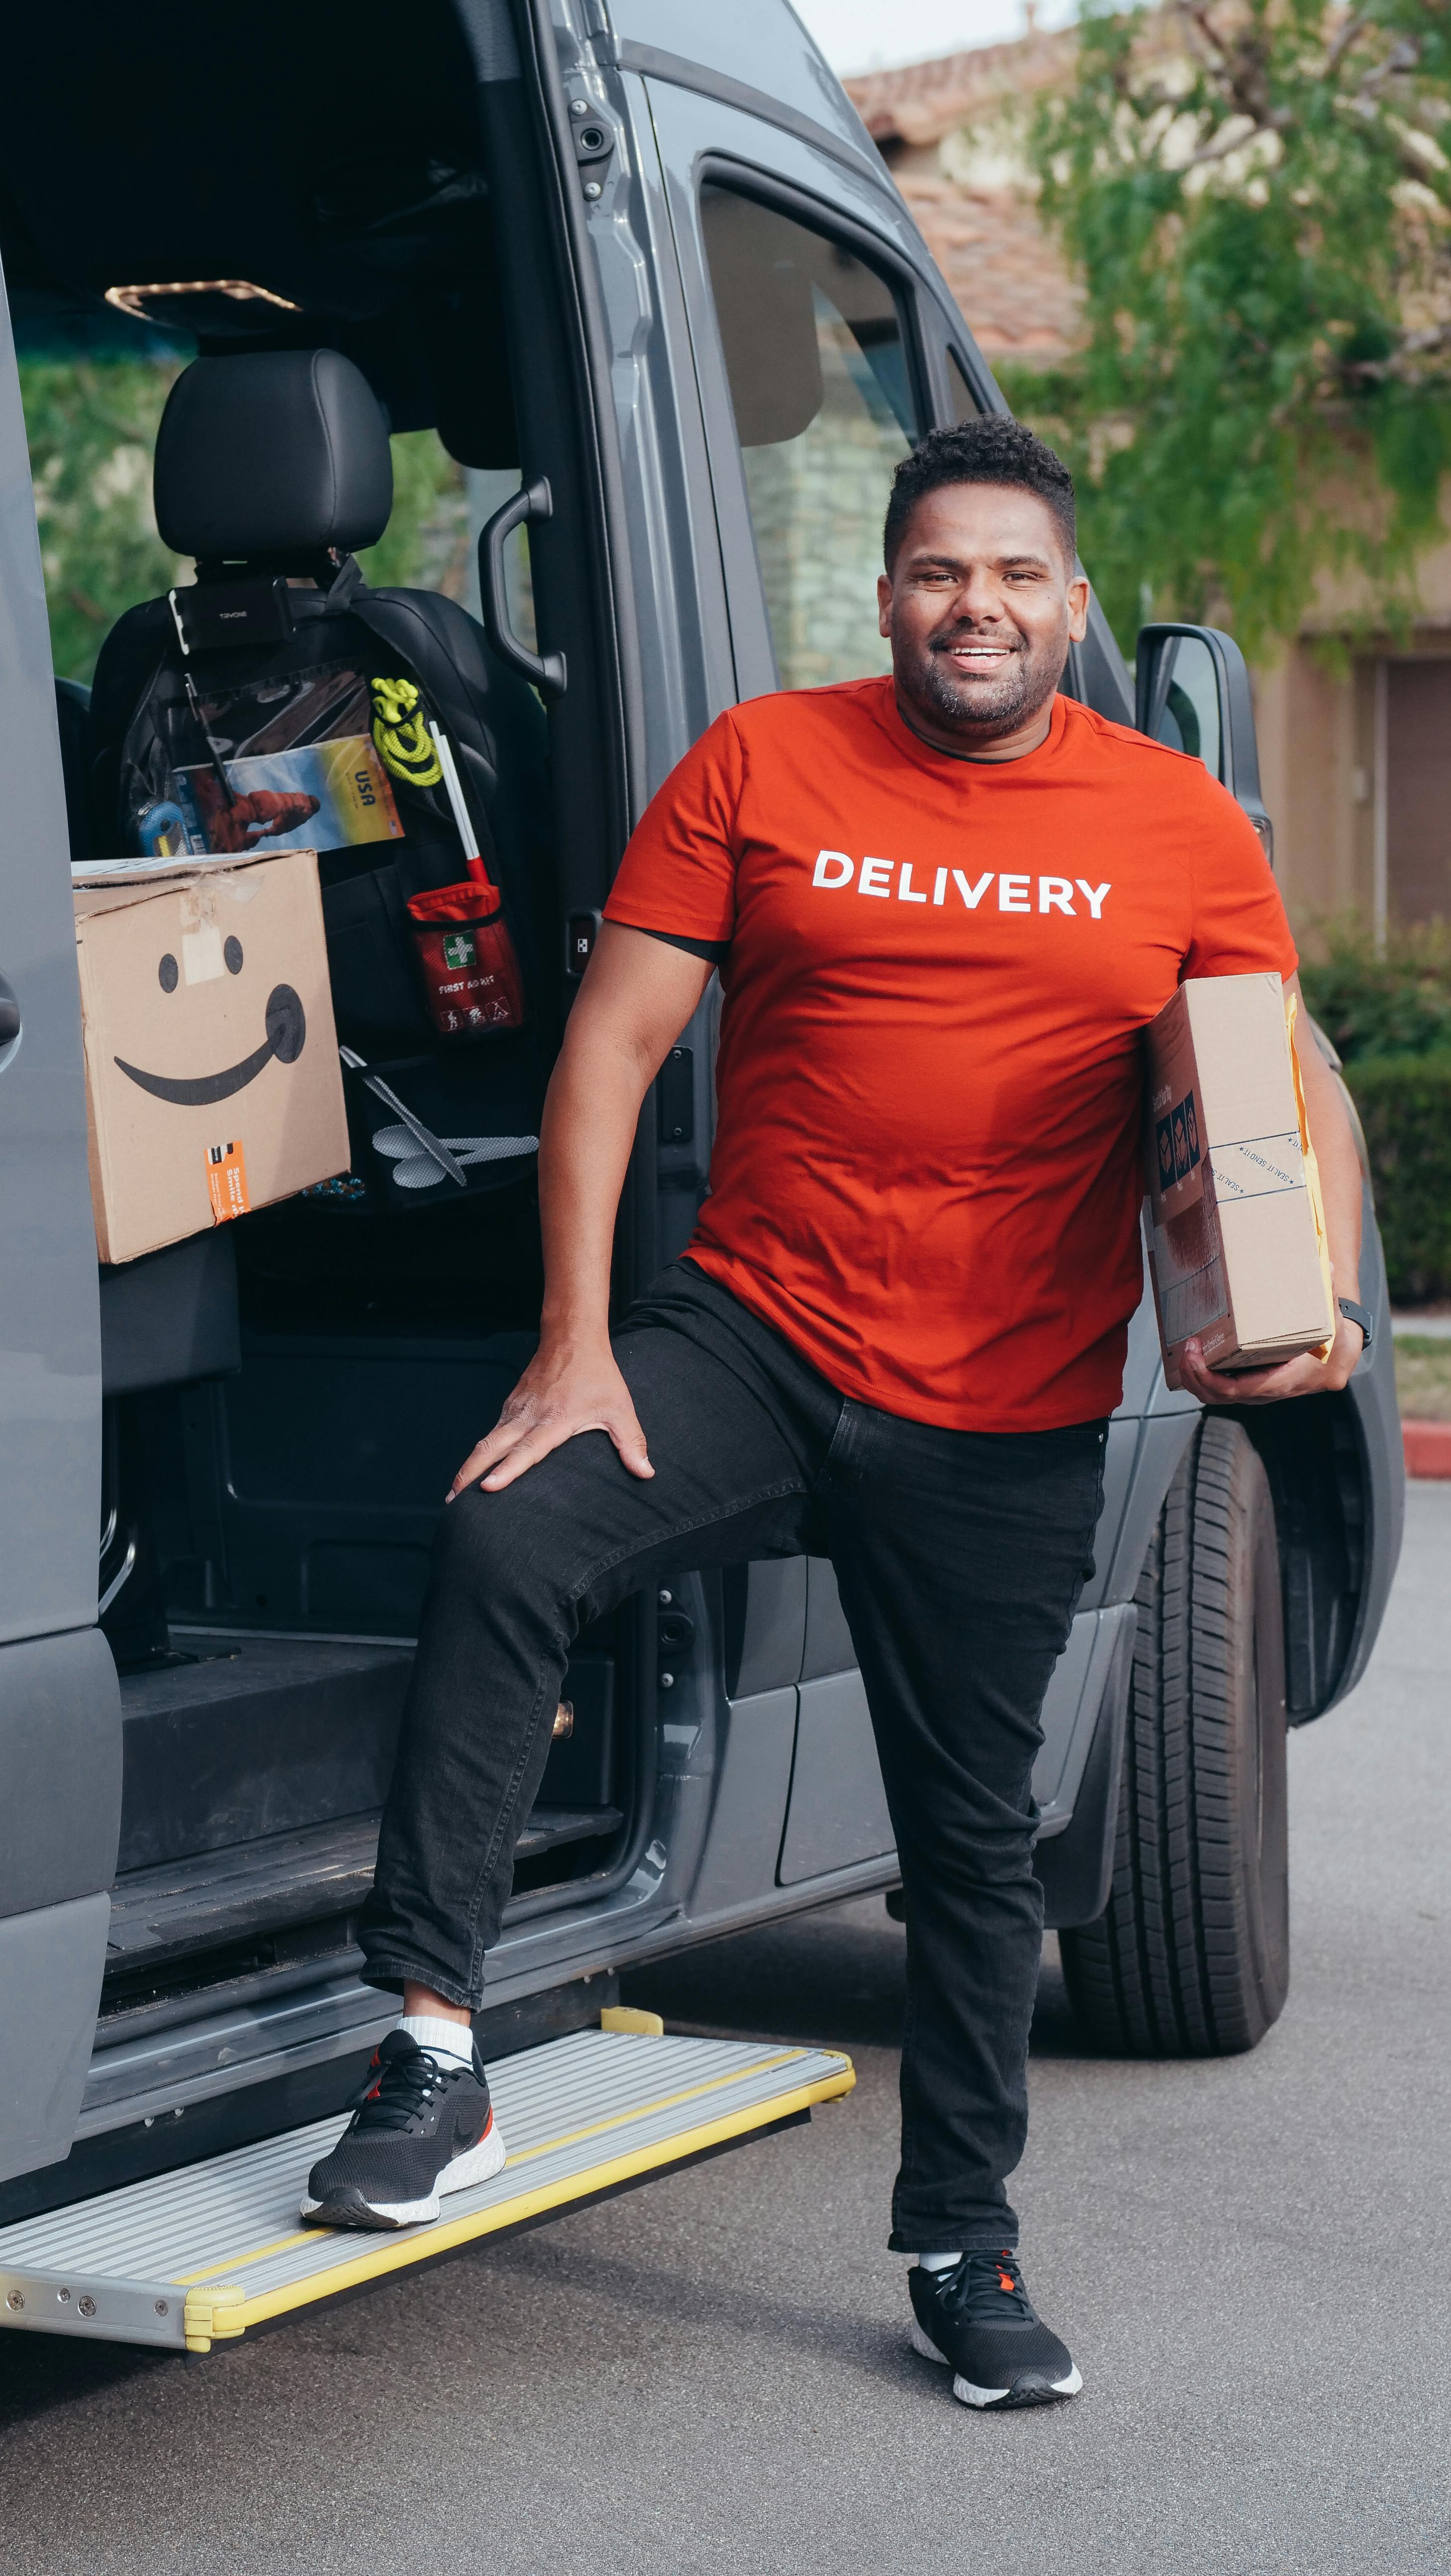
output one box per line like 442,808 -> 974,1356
877,482 -> 1090,746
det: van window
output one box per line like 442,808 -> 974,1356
18,324 -> 191,685
947,349 -> 978,423
15,322 -> 537,688
358,445 -> 536,657
700,186 -> 919,690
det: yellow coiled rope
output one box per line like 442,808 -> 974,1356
370,675 -> 442,788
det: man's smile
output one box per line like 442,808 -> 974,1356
936,636 -> 1018,670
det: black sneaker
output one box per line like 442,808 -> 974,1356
300,2030 -> 507,2231
908,2250 -> 1082,2409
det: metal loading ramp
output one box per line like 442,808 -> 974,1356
0,2026 -> 855,2354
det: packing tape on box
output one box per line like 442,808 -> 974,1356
1207,1132 -> 1304,1201
1286,993 -> 1336,1362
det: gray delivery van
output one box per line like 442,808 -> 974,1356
0,0 -> 1403,2352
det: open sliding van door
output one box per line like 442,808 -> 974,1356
0,269 -> 120,2181
611,33 -> 1140,1901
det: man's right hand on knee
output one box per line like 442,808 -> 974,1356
447,1342 -> 654,1498
446,923 -> 709,1501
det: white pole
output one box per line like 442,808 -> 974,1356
429,722 -> 482,873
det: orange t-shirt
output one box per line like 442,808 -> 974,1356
604,679 -> 1297,1432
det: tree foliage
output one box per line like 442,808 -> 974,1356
22,357 -> 187,684
999,0 -> 1451,661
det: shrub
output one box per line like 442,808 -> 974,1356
1298,917 -> 1451,1065
1343,1051 -> 1451,1303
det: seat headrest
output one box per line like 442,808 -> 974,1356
154,349 -> 394,562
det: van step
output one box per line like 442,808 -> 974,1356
116,1633 -> 617,1873
116,1634 -> 412,1873
0,2026 -> 854,2353
104,1805 -> 624,1973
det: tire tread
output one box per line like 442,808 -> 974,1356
1060,1416 -> 1288,2058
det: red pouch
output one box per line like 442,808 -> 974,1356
406,876 -> 525,1042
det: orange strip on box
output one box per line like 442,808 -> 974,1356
206,1139 -> 250,1223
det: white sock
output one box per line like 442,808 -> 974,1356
917,2251 -> 963,2272
398,2013 -> 474,2069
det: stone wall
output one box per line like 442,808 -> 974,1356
741,330 -> 906,691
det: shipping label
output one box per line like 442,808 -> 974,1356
206,1138 -> 250,1223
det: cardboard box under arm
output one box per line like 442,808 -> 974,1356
73,847 -> 349,1266
1142,971 -> 1335,1390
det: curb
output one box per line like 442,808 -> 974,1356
1402,1419 -> 1451,1479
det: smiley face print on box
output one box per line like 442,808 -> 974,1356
116,928 -> 307,1105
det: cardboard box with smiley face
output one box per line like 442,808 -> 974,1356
73,848 -> 349,1265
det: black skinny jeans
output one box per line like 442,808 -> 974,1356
360,1262 -> 1107,2250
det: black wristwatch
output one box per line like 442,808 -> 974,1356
1337,1297 -> 1372,1352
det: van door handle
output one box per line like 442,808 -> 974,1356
478,478 -> 567,701
0,978 -> 19,1058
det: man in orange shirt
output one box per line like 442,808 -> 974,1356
323,420 -> 1365,2409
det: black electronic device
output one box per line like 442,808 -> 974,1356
168,578 -> 297,657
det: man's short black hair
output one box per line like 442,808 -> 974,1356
883,417 -> 1077,571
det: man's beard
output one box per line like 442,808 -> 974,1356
902,626 -> 1058,739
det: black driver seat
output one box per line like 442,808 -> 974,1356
87,348 -> 549,1073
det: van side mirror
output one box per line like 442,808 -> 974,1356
1135,623 -> 1274,865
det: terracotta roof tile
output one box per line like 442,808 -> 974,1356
907,184 -> 1082,363
844,27 -> 1077,150
844,29 -> 1084,367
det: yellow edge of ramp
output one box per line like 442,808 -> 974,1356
176,2044 -> 816,2288
182,2059 -> 855,2353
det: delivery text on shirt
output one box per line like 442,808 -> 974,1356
811,850 -> 1112,916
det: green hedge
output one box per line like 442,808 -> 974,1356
1298,919 -> 1451,1064
1344,1051 -> 1451,1303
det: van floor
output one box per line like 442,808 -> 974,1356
108,1631 -> 621,1987
106,1803 -> 621,1976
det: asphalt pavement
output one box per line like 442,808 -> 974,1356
2,1486 -> 1449,2576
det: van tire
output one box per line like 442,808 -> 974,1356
1059,1416 -> 1290,2057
